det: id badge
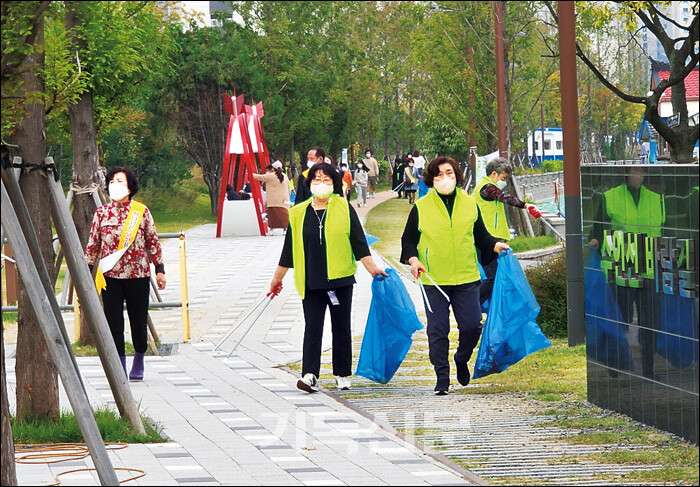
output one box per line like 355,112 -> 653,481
327,290 -> 340,306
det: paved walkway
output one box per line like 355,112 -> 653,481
5,191 -> 483,486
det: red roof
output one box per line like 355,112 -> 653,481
658,69 -> 699,100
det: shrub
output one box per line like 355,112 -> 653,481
540,160 -> 564,172
378,159 -> 392,184
525,253 -> 568,338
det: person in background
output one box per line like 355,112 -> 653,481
269,162 -> 386,393
401,157 -> 508,395
340,163 -> 354,200
363,149 -> 379,199
412,150 -> 426,176
253,161 -> 290,234
471,157 -> 541,305
324,155 -> 337,168
403,158 -> 420,204
392,155 -> 405,199
86,166 -> 166,382
226,184 -> 237,201
295,147 -> 325,205
354,160 -> 370,208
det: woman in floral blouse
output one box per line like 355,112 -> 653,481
86,166 -> 165,381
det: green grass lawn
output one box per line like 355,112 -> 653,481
139,177 -> 216,234
12,407 -> 165,444
364,197 -> 412,268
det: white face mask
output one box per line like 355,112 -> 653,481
108,182 -> 129,201
310,182 -> 334,199
365,153 -> 371,158
357,164 -> 363,169
496,180 -> 507,190
434,178 -> 456,195
307,160 -> 315,169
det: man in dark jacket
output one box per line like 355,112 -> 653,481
294,146 -> 325,205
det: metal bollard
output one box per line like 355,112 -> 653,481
179,232 -> 191,342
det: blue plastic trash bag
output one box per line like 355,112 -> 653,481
364,233 -> 379,247
657,293 -> 699,370
473,250 -> 551,379
583,248 -> 632,372
418,179 -> 429,198
356,268 -> 424,383
478,261 -> 490,313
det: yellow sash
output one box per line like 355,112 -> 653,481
95,201 -> 147,293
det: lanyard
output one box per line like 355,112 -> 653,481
417,270 -> 450,313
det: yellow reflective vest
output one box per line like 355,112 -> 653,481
472,176 -> 510,240
415,189 -> 481,286
288,194 -> 357,298
604,184 -> 665,237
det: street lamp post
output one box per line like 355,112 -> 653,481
494,1 -> 508,159
466,42 -> 478,187
558,1 -> 585,346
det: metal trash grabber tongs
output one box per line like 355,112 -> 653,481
212,282 -> 283,358
533,206 -> 565,242
416,270 -> 450,314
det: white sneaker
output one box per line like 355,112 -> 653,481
335,376 -> 351,390
297,373 -> 318,393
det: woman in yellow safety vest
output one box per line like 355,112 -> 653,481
471,157 -> 541,306
270,162 -> 387,393
401,157 -> 509,395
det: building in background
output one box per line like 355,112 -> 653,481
641,1 -> 694,63
641,63 -> 699,162
157,1 -> 233,29
527,128 -> 563,166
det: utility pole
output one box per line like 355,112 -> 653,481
604,94 -> 609,142
541,102 -> 546,164
558,1 -> 585,346
494,1 -> 508,159
466,42 -> 478,185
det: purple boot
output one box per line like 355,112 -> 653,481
119,356 -> 127,376
129,352 -> 145,381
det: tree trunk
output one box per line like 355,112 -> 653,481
11,17 -> 59,421
1,313 -> 17,486
202,166 -> 221,216
66,1 -> 100,345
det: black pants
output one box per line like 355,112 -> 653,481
478,256 -> 498,305
103,276 -> 150,355
301,285 -> 354,378
423,282 -> 482,381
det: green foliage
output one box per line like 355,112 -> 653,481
2,312 -> 18,324
12,407 -> 166,444
420,107 -> 470,161
508,235 -> 558,253
525,254 -> 568,338
38,1 -> 182,188
540,160 -> 563,172
100,114 -> 191,189
412,1 -> 561,157
1,1 -> 53,137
